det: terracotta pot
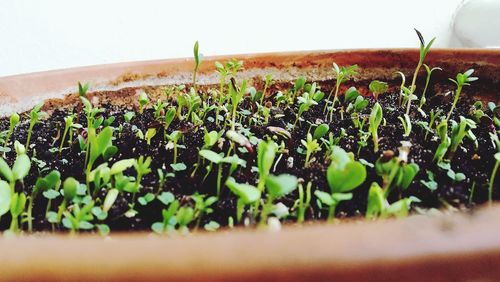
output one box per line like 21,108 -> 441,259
0,49 -> 499,281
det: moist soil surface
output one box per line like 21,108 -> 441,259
0,77 -> 498,232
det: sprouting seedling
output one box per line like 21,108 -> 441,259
225,177 -> 261,223
85,126 -> 116,189
56,177 -> 78,224
124,111 -> 135,123
62,201 -> 95,234
433,119 -> 450,163
301,133 -> 321,168
324,63 -> 358,112
59,114 -> 75,153
0,143 -> 31,232
191,130 -> 221,176
446,69 -> 478,121
193,40 -> 201,90
375,143 -> 420,197
424,108 -> 443,140
488,133 -> 500,205
2,113 -> 20,156
398,114 -> 412,137
166,130 -> 182,164
199,149 -> 246,196
369,80 -> 388,100
418,64 -> 442,109
259,174 -> 298,226
368,102 -> 383,152
28,170 -> 60,232
229,78 -> 247,130
129,156 -> 152,211
176,205 -> 195,234
315,146 -> 366,221
191,193 -> 217,229
449,116 -> 476,159
138,92 -> 149,114
259,74 -> 273,106
405,29 -> 436,115
321,129 -> 347,160
295,82 -> 319,125
152,199 -> 180,234
163,107 -> 176,139
26,103 -> 45,151
293,181 -> 312,223
145,128 -> 157,145
366,182 -> 419,219
396,71 -> 406,107
153,99 -> 168,119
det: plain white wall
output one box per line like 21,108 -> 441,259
0,0 -> 464,77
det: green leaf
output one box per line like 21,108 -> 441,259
12,154 -> 31,181
265,174 -> 298,199
313,124 -> 329,140
0,180 -> 11,216
10,192 -> 26,217
327,146 -> 366,193
314,190 -> 334,206
344,87 -> 360,103
366,182 -> 385,219
158,192 -> 175,205
369,80 -> 389,95
199,150 -> 223,164
0,158 -> 13,182
204,221 -> 220,231
225,177 -> 261,204
257,140 -> 277,178
42,189 -> 60,200
138,193 -> 155,206
110,159 -> 136,175
399,163 -> 420,189
103,189 -> 119,212
97,224 -> 110,236
170,163 -> 187,172
176,206 -> 194,226
90,127 -> 113,164
63,177 -> 79,202
92,206 -> 108,221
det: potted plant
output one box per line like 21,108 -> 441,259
0,30 -> 499,281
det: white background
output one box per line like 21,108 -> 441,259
0,0 -> 467,77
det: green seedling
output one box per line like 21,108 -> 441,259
199,149 -> 246,196
56,177 -> 79,224
375,144 -> 420,197
433,119 -> 450,163
59,114 -> 75,153
405,29 -> 435,115
313,124 -> 329,140
163,107 -> 176,139
166,130 -> 183,164
369,102 -> 383,152
260,74 -> 273,106
191,193 -> 217,229
398,114 -> 412,137
259,174 -> 298,226
301,133 -> 321,168
228,78 -> 247,130
295,82 -> 319,125
26,103 -> 45,151
315,146 -> 366,221
62,201 -> 94,234
2,113 -> 20,155
193,40 -> 201,90
369,80 -> 388,100
447,69 -> 478,121
145,128 -> 157,145
138,92 -> 149,114
153,99 -> 168,119
293,181 -> 312,223
418,64 -> 442,109
449,116 -> 476,158
225,177 -> 261,222
124,111 -> 135,122
489,151 -> 500,205
366,182 -> 419,219
28,170 -> 60,232
152,199 -> 180,234
325,63 -> 358,111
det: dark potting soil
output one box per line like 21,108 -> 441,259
0,77 -> 498,232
